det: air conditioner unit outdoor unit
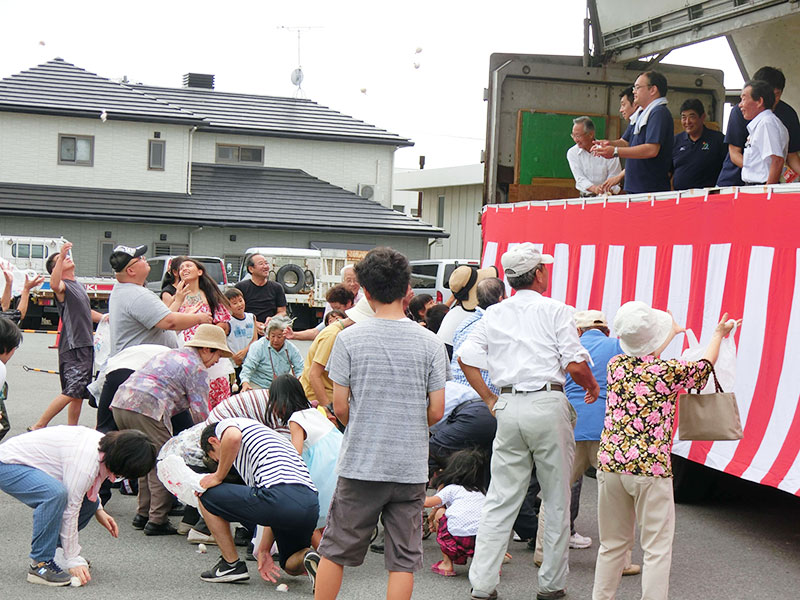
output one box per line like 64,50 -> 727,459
357,183 -> 377,200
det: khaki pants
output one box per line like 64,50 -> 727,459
592,471 -> 675,600
111,408 -> 173,525
469,391 -> 575,596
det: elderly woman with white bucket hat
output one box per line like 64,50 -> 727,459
592,302 -> 739,600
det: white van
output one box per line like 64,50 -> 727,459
409,259 -> 479,303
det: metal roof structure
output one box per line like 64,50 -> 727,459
0,163 -> 446,238
0,59 -> 412,146
0,58 -> 202,125
135,84 -> 413,146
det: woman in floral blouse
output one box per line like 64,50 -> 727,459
170,259 -> 232,409
592,301 -> 739,600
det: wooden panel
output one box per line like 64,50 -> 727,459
509,180 -> 580,203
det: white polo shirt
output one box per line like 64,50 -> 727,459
742,109 -> 789,184
566,144 -> 622,194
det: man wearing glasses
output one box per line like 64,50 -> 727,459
592,71 -> 673,194
566,116 -> 622,196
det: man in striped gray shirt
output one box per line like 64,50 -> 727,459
197,418 -> 320,587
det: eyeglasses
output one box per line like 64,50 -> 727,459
570,132 -> 587,139
633,84 -> 652,91
124,256 -> 145,270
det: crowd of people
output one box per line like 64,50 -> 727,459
0,239 -> 740,600
567,65 -> 799,195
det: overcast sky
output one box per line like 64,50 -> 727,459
1,0 -> 745,170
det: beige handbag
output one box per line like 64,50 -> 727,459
677,365 -> 744,441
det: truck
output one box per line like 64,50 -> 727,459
238,247 -> 367,329
0,234 -> 115,329
481,2 -> 800,500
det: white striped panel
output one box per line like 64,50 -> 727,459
662,245 -> 693,359
698,244 -> 731,346
482,241 -> 498,270
575,245 -> 595,310
742,249 -> 800,483
601,246 -> 625,335
634,246 -> 657,306
777,451 -> 800,495
551,243 -> 570,303
711,246 -> 774,471
501,242 -> 521,296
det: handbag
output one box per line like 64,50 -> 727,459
677,364 -> 743,441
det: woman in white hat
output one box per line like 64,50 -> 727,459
592,301 -> 739,600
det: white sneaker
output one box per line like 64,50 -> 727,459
569,532 -> 592,549
187,529 -> 217,545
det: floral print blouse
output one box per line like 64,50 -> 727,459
597,355 -> 712,478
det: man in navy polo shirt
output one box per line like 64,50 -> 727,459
717,66 -> 800,186
592,71 -> 673,193
671,99 -> 726,191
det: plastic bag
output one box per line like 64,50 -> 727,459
680,321 -> 737,393
93,314 -> 111,372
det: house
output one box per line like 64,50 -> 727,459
0,59 -> 446,277
394,164 -> 483,260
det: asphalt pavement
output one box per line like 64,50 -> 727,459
0,334 -> 798,599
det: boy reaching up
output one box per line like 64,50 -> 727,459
31,242 -> 103,430
314,247 -> 447,600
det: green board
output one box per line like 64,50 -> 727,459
517,111 -> 608,183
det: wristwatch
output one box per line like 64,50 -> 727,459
613,146 -> 619,157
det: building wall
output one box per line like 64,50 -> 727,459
192,133 -> 396,208
0,113 -> 190,193
420,184 -> 483,260
0,216 -> 430,278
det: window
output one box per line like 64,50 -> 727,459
410,264 -> 438,289
437,195 -> 446,227
99,242 -> 115,276
59,135 -> 94,166
148,140 -> 166,170
216,144 -> 264,165
146,259 -> 166,284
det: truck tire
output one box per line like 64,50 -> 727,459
276,264 -> 306,294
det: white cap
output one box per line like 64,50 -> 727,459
345,296 -> 374,324
501,243 -> 554,277
575,309 -> 608,329
613,301 -> 674,357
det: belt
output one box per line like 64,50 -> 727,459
500,383 -> 563,394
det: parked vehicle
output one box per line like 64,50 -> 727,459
0,234 -> 114,329
239,247 -> 367,329
145,256 -> 228,294
410,259 -> 479,304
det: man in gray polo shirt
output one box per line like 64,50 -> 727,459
96,244 -> 211,435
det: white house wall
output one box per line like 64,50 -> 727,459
192,133 -> 396,208
421,184 -> 483,260
0,113 -> 190,193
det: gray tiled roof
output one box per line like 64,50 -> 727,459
135,85 -> 413,146
0,163 -> 446,238
0,58 -> 412,146
0,59 -> 202,125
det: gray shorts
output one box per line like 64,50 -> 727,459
59,346 -> 94,399
318,477 -> 426,572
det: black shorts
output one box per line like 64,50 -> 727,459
59,346 -> 94,399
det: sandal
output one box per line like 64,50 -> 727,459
431,561 -> 456,577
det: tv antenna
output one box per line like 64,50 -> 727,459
278,25 -> 322,98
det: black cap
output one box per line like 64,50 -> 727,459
109,244 -> 147,273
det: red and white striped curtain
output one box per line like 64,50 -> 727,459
481,190 -> 800,496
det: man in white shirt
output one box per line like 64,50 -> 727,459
566,117 -> 622,196
457,243 -> 599,600
740,79 -> 790,185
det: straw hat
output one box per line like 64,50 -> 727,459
449,265 -> 498,310
184,324 -> 233,358
613,301 -> 673,357
345,296 -> 375,324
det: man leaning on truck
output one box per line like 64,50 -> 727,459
592,71 -> 673,194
